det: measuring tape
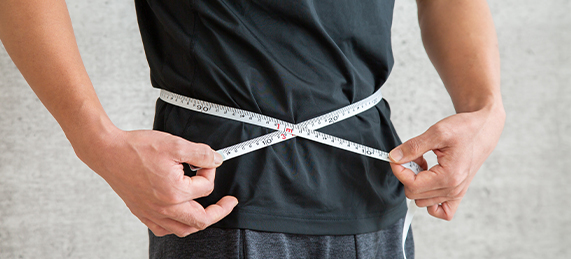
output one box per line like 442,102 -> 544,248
160,89 -> 421,259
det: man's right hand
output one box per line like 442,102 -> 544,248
0,0 -> 237,237
76,129 -> 238,237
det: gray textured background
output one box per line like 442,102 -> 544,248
1,0 -> 569,258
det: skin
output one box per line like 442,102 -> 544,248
0,0 -> 504,237
389,0 -> 506,221
0,0 -> 238,237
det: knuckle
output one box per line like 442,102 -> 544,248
444,214 -> 454,221
191,212 -> 212,231
431,123 -> 453,143
203,182 -> 215,197
171,139 -> 187,154
167,195 -> 184,205
195,144 -> 214,163
154,206 -> 172,217
174,229 -> 193,238
404,190 -> 418,200
447,186 -> 463,198
448,173 -> 464,187
194,220 -> 209,231
416,199 -> 434,208
405,138 -> 423,155
404,191 -> 414,200
149,226 -> 170,237
405,186 -> 420,197
154,190 -> 182,205
403,187 -> 412,197
453,186 -> 467,199
197,143 -> 211,154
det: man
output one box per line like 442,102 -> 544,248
0,0 -> 505,258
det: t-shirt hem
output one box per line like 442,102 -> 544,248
210,200 -> 408,235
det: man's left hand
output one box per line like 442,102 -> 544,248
389,106 -> 505,220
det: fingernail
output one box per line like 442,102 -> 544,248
213,150 -> 223,166
389,148 -> 403,162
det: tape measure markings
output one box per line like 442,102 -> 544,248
160,90 -> 421,173
160,89 -> 421,259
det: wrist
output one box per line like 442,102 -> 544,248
472,95 -> 505,124
463,95 -> 505,131
62,101 -> 122,165
464,95 -> 506,155
451,88 -> 503,113
465,94 -> 504,117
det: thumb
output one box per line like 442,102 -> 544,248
173,140 -> 224,169
389,127 -> 441,164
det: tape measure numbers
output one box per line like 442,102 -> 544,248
159,89 -> 421,172
160,89 -> 421,259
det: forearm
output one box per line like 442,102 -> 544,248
390,1 -> 506,221
417,0 -> 503,114
0,0 -> 118,152
0,1 -> 237,234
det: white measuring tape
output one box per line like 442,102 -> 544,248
160,89 -> 421,259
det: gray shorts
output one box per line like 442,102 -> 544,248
149,217 -> 414,259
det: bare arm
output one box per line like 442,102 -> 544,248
389,0 -> 506,220
0,0 -> 237,236
0,0 -> 110,142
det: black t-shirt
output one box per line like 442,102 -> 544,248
135,0 -> 406,235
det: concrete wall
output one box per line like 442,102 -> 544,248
1,0 -> 568,258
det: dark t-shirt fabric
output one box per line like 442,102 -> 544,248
135,0 -> 406,235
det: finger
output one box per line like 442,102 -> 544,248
152,217 -> 201,237
414,196 -> 450,208
164,196 -> 239,231
413,156 -> 428,171
195,167 -> 216,183
390,163 -> 416,187
390,156 -> 428,192
405,172 -> 470,201
427,200 -> 461,221
389,125 -> 447,164
170,138 -> 223,168
140,217 -> 172,237
396,163 -> 465,198
203,196 -> 240,224
159,168 -> 219,207
173,168 -> 217,200
193,196 -> 239,229
391,163 -> 444,194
